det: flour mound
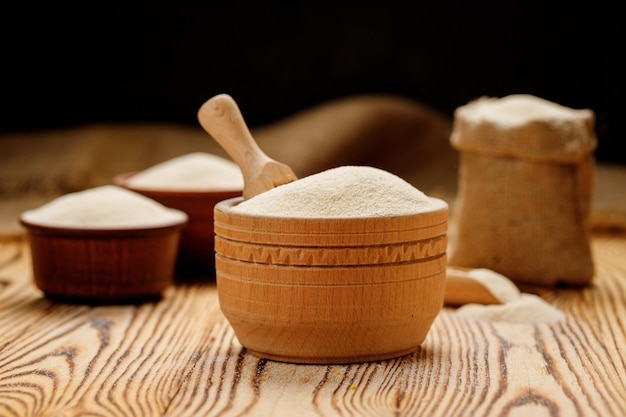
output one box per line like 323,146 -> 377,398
233,165 -> 435,218
21,185 -> 187,228
459,94 -> 589,128
128,152 -> 243,191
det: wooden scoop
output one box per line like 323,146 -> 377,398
444,267 -> 502,306
198,94 -> 298,199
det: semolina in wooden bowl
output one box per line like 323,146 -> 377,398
198,96 -> 448,363
214,190 -> 449,364
19,186 -> 188,303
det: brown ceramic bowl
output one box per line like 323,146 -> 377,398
213,196 -> 449,364
20,210 -> 187,304
114,172 -> 242,277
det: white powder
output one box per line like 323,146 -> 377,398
458,94 -> 587,128
21,185 -> 187,228
232,166 -> 435,218
456,293 -> 566,324
127,152 -> 244,191
465,268 -> 521,304
451,267 -> 566,324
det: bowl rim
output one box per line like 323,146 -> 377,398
19,208 -> 188,236
214,196 -> 449,234
113,171 -> 244,197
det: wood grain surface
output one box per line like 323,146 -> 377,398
1,231 -> 625,416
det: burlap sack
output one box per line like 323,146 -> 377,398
448,95 -> 597,287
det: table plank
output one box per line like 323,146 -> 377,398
0,233 -> 625,416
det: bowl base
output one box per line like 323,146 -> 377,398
245,346 -> 420,365
42,291 -> 164,306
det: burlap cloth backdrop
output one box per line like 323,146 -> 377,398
2,94 -> 625,273
0,95 -> 456,235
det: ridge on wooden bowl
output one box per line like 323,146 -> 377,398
114,172 -> 241,278
20,211 -> 187,304
213,197 -> 449,364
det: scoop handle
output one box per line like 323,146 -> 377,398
197,94 -> 270,180
198,94 -> 297,199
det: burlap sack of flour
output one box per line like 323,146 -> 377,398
448,95 -> 597,287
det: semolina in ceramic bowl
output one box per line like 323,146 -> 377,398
19,186 -> 188,303
113,152 -> 243,278
114,172 -> 241,277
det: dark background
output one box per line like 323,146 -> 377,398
2,2 -> 624,164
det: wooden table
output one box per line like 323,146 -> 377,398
1,229 -> 625,417
1,118 -> 625,416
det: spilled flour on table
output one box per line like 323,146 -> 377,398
456,293 -> 566,324
454,268 -> 566,324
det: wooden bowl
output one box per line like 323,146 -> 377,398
214,197 -> 449,364
114,172 -> 242,277
20,213 -> 187,304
